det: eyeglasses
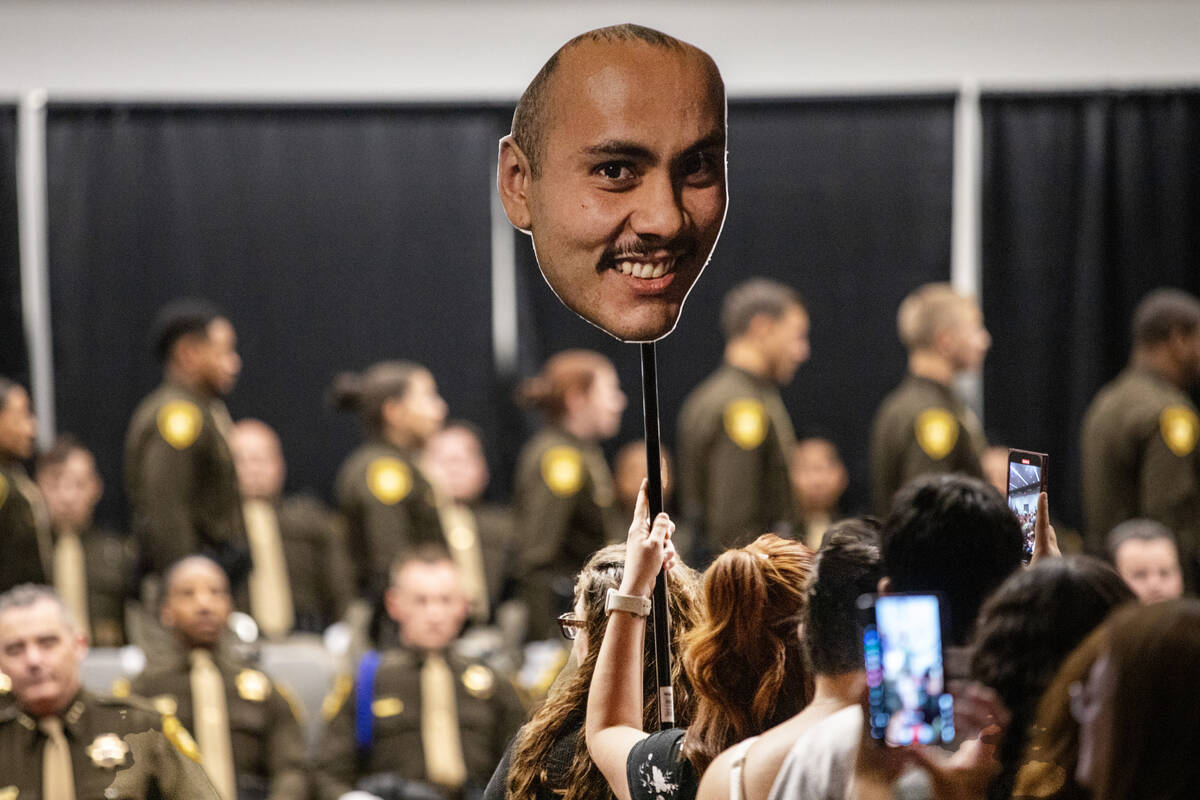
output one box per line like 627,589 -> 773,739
557,613 -> 585,641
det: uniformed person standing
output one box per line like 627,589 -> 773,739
131,555 -> 308,800
513,351 -> 627,640
0,583 -> 218,799
35,436 -> 139,647
869,283 -> 991,517
124,299 -> 248,589
331,362 -> 448,616
314,547 -> 525,800
230,418 -> 354,639
422,421 -> 514,624
0,377 -> 50,592
676,279 -> 809,562
1081,288 -> 1200,589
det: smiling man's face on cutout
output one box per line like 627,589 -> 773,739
499,30 -> 728,342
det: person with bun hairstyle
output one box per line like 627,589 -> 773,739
514,350 -> 627,641
331,361 -> 448,617
586,483 -> 815,800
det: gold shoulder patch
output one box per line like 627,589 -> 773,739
236,669 -> 270,702
111,678 -> 131,698
540,446 -> 584,497
0,473 -> 7,510
0,785 -> 18,800
152,694 -> 177,716
371,697 -> 404,718
723,398 -> 768,451
914,408 -> 959,461
367,457 -> 412,505
156,401 -> 203,450
322,673 -> 353,721
275,681 -> 307,725
1160,406 -> 1200,457
162,714 -> 202,764
462,664 -> 495,699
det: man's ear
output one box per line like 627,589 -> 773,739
497,136 -> 533,232
383,586 -> 402,624
877,576 -> 891,595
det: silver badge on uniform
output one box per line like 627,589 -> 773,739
87,733 -> 130,768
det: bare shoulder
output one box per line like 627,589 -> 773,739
695,744 -> 733,800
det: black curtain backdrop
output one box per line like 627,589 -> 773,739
981,89 -> 1200,532
47,103 -> 510,529
516,96 -> 956,516
0,105 -> 27,386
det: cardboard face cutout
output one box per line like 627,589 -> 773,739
498,29 -> 728,343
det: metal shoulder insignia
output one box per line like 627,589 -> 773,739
152,694 -> 177,716
1160,405 -> 1199,457
0,785 -> 18,800
156,401 -> 204,450
161,714 -> 202,764
371,697 -> 403,718
111,678 -> 131,698
914,408 -> 959,460
367,457 -> 413,505
236,669 -> 271,702
723,398 -> 768,450
540,446 -> 583,497
461,664 -> 495,699
321,673 -> 353,721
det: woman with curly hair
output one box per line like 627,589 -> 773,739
587,484 -> 814,800
483,537 -> 703,800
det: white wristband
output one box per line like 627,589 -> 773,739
605,588 -> 652,617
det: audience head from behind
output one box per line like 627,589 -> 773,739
803,520 -> 883,678
1072,599 -> 1200,800
229,418 -> 286,502
968,556 -> 1134,800
385,546 -> 469,653
422,420 -> 491,505
1107,518 -> 1185,604
329,360 -> 448,449
506,544 -> 702,800
0,376 -> 37,462
1130,287 -> 1200,389
152,298 -> 240,398
897,282 -> 991,378
880,473 -> 1022,646
0,585 -> 87,718
160,555 -> 233,650
720,278 -> 810,386
35,435 -> 103,531
680,534 -> 815,773
790,436 -> 848,518
516,350 -> 626,442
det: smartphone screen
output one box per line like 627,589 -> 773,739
1007,449 -> 1048,564
861,593 -> 955,746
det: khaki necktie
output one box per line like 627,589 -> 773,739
40,715 -> 75,800
437,501 -> 489,623
243,499 -> 295,638
421,652 -> 467,789
53,528 -> 91,640
190,649 -> 237,800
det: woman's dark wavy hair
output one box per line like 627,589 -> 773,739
680,533 -> 815,774
506,544 -> 702,800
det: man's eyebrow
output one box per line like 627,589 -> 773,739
582,140 -> 656,161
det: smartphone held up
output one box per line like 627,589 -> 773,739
1006,449 -> 1048,564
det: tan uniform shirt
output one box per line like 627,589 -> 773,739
870,373 -> 987,517
0,689 -> 218,799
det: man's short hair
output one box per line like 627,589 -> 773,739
719,278 -> 805,341
510,23 -> 717,177
151,298 -> 224,364
804,520 -> 883,675
36,433 -> 92,478
0,584 -> 78,632
161,554 -> 230,603
388,544 -> 458,590
881,474 -> 1023,646
1106,518 -> 1179,561
1131,288 -> 1200,347
896,283 -> 974,352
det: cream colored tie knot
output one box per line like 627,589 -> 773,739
40,715 -> 75,800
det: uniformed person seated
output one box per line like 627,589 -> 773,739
124,298 -> 248,595
676,278 -> 810,562
0,377 -> 51,593
131,555 -> 308,800
0,583 -> 218,799
869,282 -> 991,517
230,418 -> 354,639
789,435 -> 850,551
314,547 -> 525,800
35,435 -> 139,647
